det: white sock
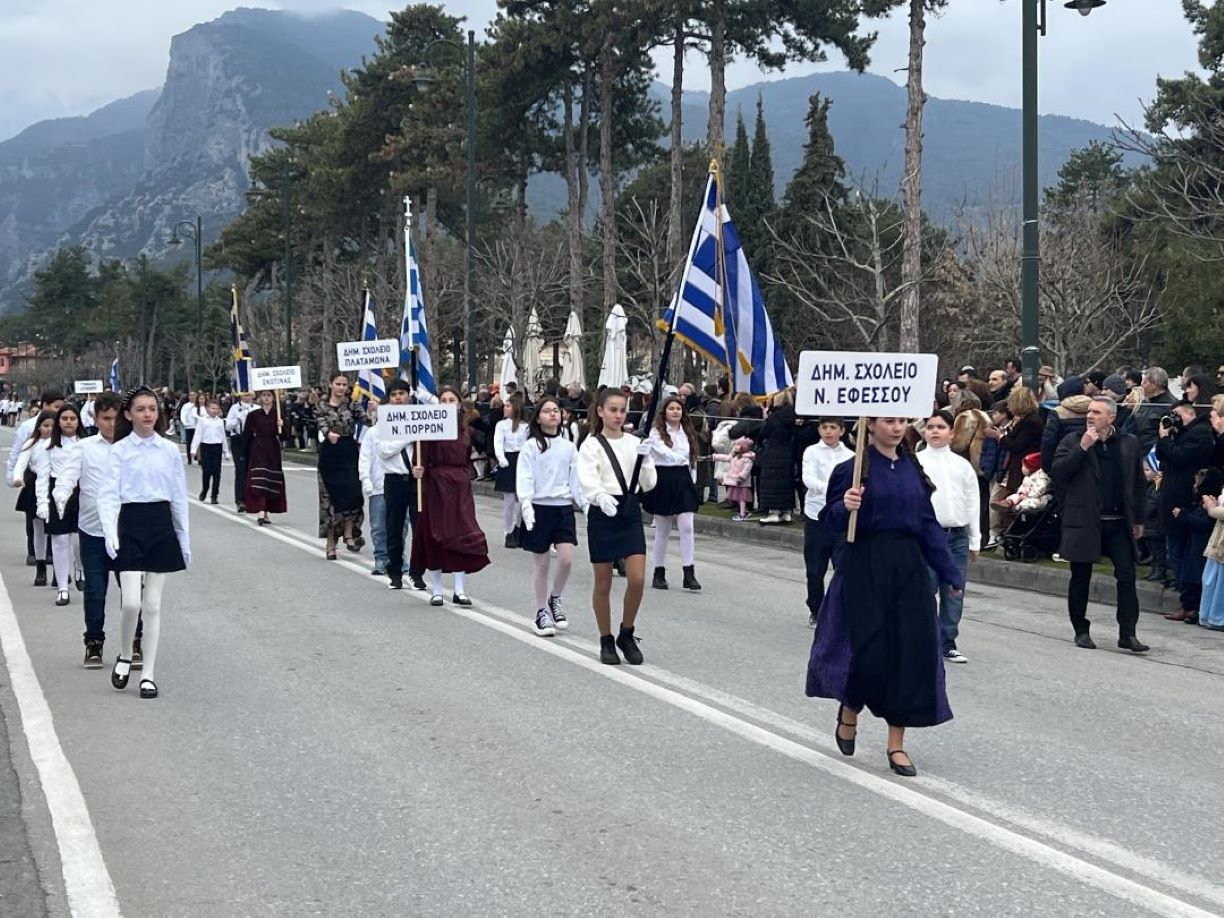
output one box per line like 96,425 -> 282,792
428,570 -> 442,595
454,571 -> 466,595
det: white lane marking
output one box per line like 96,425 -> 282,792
0,573 -> 122,918
193,501 -> 1216,917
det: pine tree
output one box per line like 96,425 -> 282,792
741,93 -> 775,260
727,109 -> 751,219
778,93 -> 847,227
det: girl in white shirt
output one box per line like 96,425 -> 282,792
37,405 -> 82,606
179,394 -> 201,465
916,409 -> 981,664
641,396 -> 702,591
577,389 -> 656,665
493,397 -> 530,547
98,387 -> 191,700
12,410 -> 56,586
516,397 -> 588,637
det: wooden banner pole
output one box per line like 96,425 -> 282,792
847,415 -> 868,544
415,440 -> 423,513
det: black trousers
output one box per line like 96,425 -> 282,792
804,516 -> 842,617
230,436 -> 247,505
183,427 -> 196,464
1068,518 -> 1139,639
198,443 -> 223,499
384,473 -> 422,584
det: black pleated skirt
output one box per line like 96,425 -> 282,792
14,468 -> 35,515
114,501 -> 186,573
46,478 -> 79,535
641,465 -> 699,516
494,451 -> 520,493
519,503 -> 578,554
586,496 -> 646,564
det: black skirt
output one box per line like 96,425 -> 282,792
114,501 -> 186,573
494,451 -> 520,493
519,503 -> 578,554
15,467 -> 36,515
46,478 -> 79,535
641,465 -> 699,516
586,496 -> 646,563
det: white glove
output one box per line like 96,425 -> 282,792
36,502 -> 48,521
499,458 -> 509,469
597,494 -> 619,517
105,534 -> 120,560
181,549 -> 192,569
636,440 -> 652,457
520,503 -> 535,531
55,499 -> 67,519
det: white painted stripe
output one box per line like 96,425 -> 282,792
0,574 -> 122,918
194,499 -> 1217,917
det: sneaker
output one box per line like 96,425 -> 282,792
548,596 -> 569,631
533,608 -> 557,637
1052,553 -> 1068,563
944,649 -> 968,664
731,514 -> 748,522
132,639 -> 143,670
83,641 -> 104,669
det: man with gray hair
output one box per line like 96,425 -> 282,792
1124,366 -> 1177,455
1051,396 -> 1150,653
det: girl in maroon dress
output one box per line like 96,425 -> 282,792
410,386 -> 490,606
242,390 -> 288,525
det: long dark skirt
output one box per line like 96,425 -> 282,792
806,531 -> 951,728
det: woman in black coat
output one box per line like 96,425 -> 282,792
756,392 -> 799,524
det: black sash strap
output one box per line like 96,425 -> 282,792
596,435 -> 633,496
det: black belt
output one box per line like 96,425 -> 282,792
942,525 -> 967,534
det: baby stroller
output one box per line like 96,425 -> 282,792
1000,501 -> 1061,562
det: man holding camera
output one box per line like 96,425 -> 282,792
1051,397 -> 1149,653
1158,400 -> 1217,623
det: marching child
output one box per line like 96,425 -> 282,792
98,387 -> 191,700
37,404 -> 82,606
713,436 -> 756,522
12,410 -> 56,586
493,396 -> 529,548
577,388 -> 657,665
801,418 -> 854,626
642,396 -> 702,591
516,397 -> 587,637
190,399 -> 229,503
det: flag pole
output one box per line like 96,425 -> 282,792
847,417 -> 868,543
404,195 -> 423,513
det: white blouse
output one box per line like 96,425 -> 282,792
97,432 -> 191,565
35,436 -> 79,515
494,419 -> 530,464
516,435 -> 587,509
644,423 -> 693,468
577,432 -> 657,503
11,439 -> 49,486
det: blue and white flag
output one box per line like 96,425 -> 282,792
354,289 -> 386,414
109,358 -> 120,393
661,164 -> 793,397
401,200 -> 437,403
230,286 -> 253,394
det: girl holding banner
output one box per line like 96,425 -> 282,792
805,416 -> 963,778
242,391 -> 288,525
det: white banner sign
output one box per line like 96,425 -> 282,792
336,338 -> 399,372
250,365 -> 303,391
795,351 -> 939,418
73,379 -> 104,394
376,403 -> 458,442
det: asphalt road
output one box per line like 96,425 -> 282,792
1,433 -> 1223,917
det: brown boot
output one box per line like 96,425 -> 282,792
1164,608 -> 1192,621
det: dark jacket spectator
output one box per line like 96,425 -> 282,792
1155,411 -> 1216,528
1125,390 -> 1177,456
755,400 -> 798,513
1051,428 -> 1146,563
998,387 -> 1043,493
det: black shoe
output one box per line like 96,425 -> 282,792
808,611 -> 818,628
613,559 -> 626,577
616,626 -> 643,665
410,575 -> 427,591
132,639 -> 143,670
452,593 -> 473,606
110,657 -> 131,690
198,489 -> 207,501
237,503 -> 247,514
1118,636 -> 1149,653
1143,567 -> 1163,582
209,497 -> 218,505
33,561 -> 47,587
139,678 -> 158,699
1074,633 -> 1097,650
652,566 -> 668,590
682,565 -> 702,591
75,571 -> 84,591
835,705 -> 857,756
83,641 -> 104,669
888,749 -> 918,777
387,579 -> 403,590
25,554 -> 35,567
599,634 -> 621,665
504,533 -> 515,549
55,589 -> 69,606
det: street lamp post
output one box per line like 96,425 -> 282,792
121,255 -> 151,384
1021,0 -> 1106,390
168,215 -> 204,333
244,161 -> 296,363
414,30 -> 478,392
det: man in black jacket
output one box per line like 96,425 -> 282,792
1124,367 -> 1177,455
1051,397 -> 1150,653
1157,400 -> 1218,622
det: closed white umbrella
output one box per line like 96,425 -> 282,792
499,325 -> 518,387
559,309 -> 586,390
598,303 -> 629,389
521,306 -> 545,396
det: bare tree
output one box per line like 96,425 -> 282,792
616,195 -> 671,369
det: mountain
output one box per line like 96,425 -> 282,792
0,7 -> 382,312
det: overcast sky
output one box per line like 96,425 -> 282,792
0,0 -> 1202,142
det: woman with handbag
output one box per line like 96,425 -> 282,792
243,390 -> 288,526
577,389 -> 657,666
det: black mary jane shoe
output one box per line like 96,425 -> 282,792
451,593 -> 473,607
887,749 -> 918,778
835,705 -> 857,757
257,516 -> 270,526
139,679 -> 158,699
110,657 -> 132,690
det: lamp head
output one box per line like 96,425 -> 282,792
168,232 -> 182,247
412,65 -> 434,93
1064,0 -> 1105,16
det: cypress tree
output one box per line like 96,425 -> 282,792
727,109 -> 751,219
747,94 -> 775,215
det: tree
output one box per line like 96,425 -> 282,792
727,110 -> 752,219
739,93 -> 776,262
19,247 -> 97,358
1046,141 -> 1128,214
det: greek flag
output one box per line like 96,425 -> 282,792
109,358 -> 120,393
354,289 -> 386,413
230,286 -> 253,394
401,231 -> 437,402
661,163 -> 793,397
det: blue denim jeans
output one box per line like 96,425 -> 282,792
79,532 -> 138,644
368,493 -> 388,571
929,526 -> 969,652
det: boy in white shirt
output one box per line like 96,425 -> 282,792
801,418 -> 854,627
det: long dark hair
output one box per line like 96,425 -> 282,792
863,418 -> 936,495
115,387 -> 166,440
49,404 -> 80,449
528,397 -> 563,452
589,388 -> 627,440
653,396 -> 698,467
505,395 -> 525,432
21,410 -> 57,452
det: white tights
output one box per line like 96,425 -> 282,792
428,570 -> 467,596
533,544 -> 573,609
651,512 -> 695,567
502,494 -> 520,535
32,518 -> 46,561
50,533 -> 80,591
119,572 -> 165,682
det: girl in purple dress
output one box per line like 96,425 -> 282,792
805,416 -> 964,777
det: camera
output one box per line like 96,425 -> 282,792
1159,414 -> 1180,431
